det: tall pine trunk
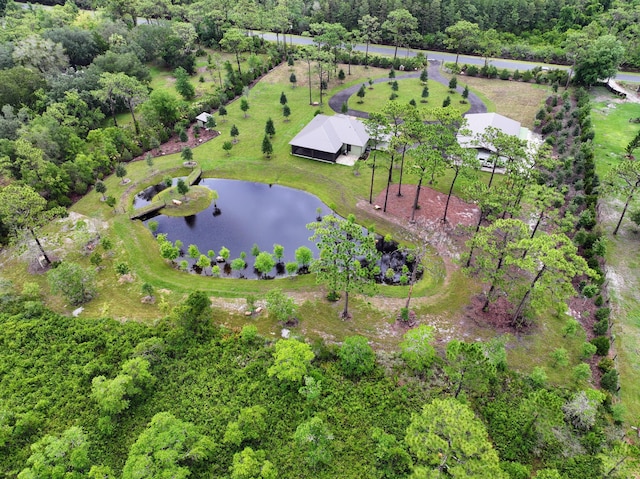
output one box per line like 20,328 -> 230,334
368,152 -> 377,204
442,167 -> 460,223
512,266 -> 546,326
613,194 -> 633,235
411,177 -> 424,222
383,154 -> 395,212
30,228 -> 51,265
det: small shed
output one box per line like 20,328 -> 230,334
196,112 -> 213,128
289,114 -> 370,163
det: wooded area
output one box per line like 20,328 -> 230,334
0,0 -> 639,476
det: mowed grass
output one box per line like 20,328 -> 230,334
352,78 -> 470,116
591,95 -> 640,177
2,59 -> 562,359
591,90 -> 640,421
447,74 -> 554,128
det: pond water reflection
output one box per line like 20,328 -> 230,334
138,179 -> 329,277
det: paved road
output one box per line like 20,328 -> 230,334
328,61 -> 487,118
13,2 -> 640,82
261,32 -> 640,83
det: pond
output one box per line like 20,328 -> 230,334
136,178 -> 329,278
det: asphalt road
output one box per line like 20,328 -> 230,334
12,2 -> 640,82
260,32 -> 640,83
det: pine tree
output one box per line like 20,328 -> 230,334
230,124 -> 239,143
262,135 -> 273,158
421,85 -> 429,103
357,84 -> 366,103
218,105 -> 227,122
240,98 -> 250,118
265,118 -> 276,138
280,91 -> 287,105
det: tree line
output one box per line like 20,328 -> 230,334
8,0 -> 637,69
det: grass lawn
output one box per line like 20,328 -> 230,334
591,94 -> 640,177
445,74 -> 554,128
591,91 -> 640,422
352,78 -> 470,115
0,58 -> 592,386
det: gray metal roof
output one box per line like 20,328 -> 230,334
196,112 -> 212,122
289,114 -> 370,153
458,113 -> 526,150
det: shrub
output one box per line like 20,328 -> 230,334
597,357 -> 614,373
593,319 -> 609,336
590,336 -> 610,356
551,348 -> 569,367
582,284 -> 599,298
600,369 -> 618,393
241,325 -> 258,343
338,335 -> 376,378
48,262 -> 97,305
530,366 -> 548,387
115,262 -> 131,276
466,65 -> 478,76
595,307 -> 610,321
580,342 -> 597,359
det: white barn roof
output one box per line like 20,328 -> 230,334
289,114 -> 370,154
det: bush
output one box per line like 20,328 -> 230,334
593,319 -> 609,336
595,307 -> 610,321
598,357 -> 614,373
47,262 -> 97,305
338,336 -> 376,378
600,369 -> 618,393
590,336 -> 610,356
582,284 -> 599,298
114,262 -> 131,276
466,64 -> 478,76
580,342 -> 597,359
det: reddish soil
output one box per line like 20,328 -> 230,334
133,124 -> 220,161
369,184 -> 595,334
371,183 -> 480,230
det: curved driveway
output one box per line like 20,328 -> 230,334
328,61 -> 487,118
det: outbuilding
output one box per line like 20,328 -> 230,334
195,112 -> 213,129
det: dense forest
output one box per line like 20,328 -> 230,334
0,286 -> 636,478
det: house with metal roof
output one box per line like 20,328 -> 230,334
289,114 -> 370,163
457,112 -> 533,167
